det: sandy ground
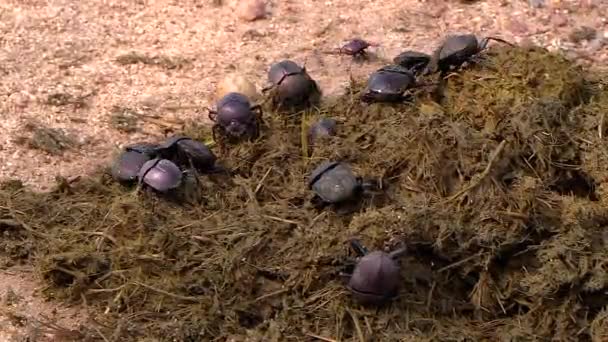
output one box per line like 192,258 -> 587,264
0,0 -> 607,340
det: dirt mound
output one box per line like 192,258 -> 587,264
1,45 -> 608,341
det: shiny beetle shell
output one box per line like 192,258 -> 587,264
309,161 -> 359,203
174,138 -> 216,172
361,65 -> 416,103
267,60 -> 318,107
430,34 -> 513,73
393,50 -> 431,71
216,92 -> 256,127
213,92 -> 259,138
308,118 -> 337,144
111,143 -> 159,183
348,251 -> 401,306
340,38 -> 371,56
138,158 -> 183,192
268,60 -> 305,86
437,34 -> 480,66
159,136 -> 216,172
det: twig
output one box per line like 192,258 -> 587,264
263,214 -> 301,225
445,140 -> 506,203
74,231 -> 118,245
346,308 -> 366,342
437,252 -> 483,273
252,288 -> 288,303
132,282 -> 200,302
93,326 -> 111,342
426,281 -> 436,313
305,332 -> 338,342
1,210 -> 50,239
255,167 -> 273,194
496,211 -> 528,220
599,112 -> 605,139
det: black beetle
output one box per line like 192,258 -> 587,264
393,50 -> 432,74
339,38 -> 376,60
307,117 -> 337,146
111,142 -> 159,184
427,33 -> 514,74
157,136 -> 217,173
361,64 -> 418,103
308,161 -> 380,207
342,239 -> 407,306
264,60 -> 321,110
309,161 -> 361,204
137,158 -> 183,193
208,92 -> 262,143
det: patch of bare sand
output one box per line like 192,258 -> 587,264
0,269 -> 87,341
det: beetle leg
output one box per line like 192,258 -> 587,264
338,271 -> 352,280
389,244 -> 407,259
253,106 -> 265,126
354,50 -> 369,62
261,84 -> 275,93
349,239 -> 369,257
250,104 -> 263,118
208,109 -> 218,122
212,125 -> 230,154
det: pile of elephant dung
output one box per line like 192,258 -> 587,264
1,44 -> 608,341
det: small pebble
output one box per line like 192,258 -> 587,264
236,0 -> 267,22
569,26 -> 597,43
588,37 -> 606,52
528,0 -> 544,8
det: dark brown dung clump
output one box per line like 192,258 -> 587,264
2,45 -> 608,341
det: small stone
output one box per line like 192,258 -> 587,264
528,0 -> 544,8
139,94 -> 164,108
236,0 -> 267,22
10,92 -> 31,108
588,37 -> 606,52
569,26 -> 597,43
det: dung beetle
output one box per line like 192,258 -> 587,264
339,38 -> 376,60
111,142 -> 159,184
208,92 -> 263,143
427,33 -> 514,74
307,117 -> 337,146
137,158 -> 183,193
342,239 -> 407,306
361,64 -> 417,103
393,50 -> 432,75
156,136 -> 217,173
264,60 -> 321,110
308,161 -> 379,207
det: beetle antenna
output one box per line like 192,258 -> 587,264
481,36 -> 515,50
349,239 -> 369,256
